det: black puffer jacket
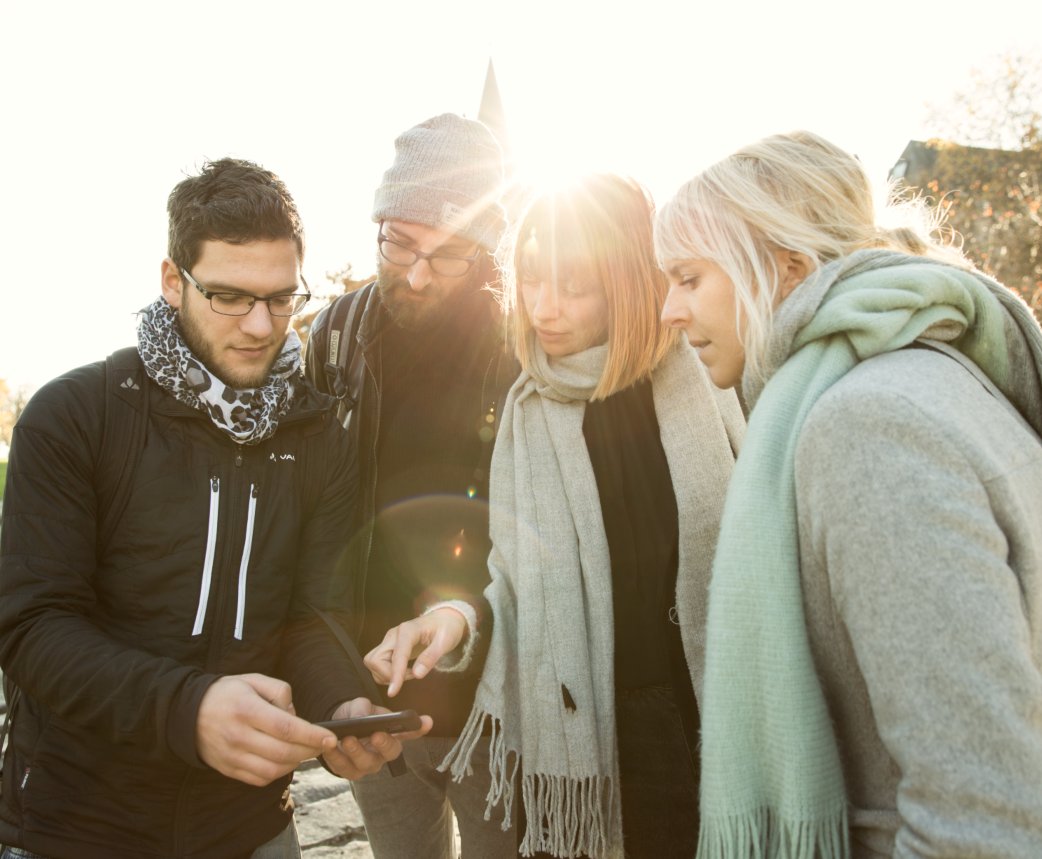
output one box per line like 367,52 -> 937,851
0,355 -> 363,859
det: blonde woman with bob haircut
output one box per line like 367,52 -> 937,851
366,173 -> 745,857
656,130 -> 1042,858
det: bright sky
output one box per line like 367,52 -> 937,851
2,0 -> 1040,393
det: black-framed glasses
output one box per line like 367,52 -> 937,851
180,268 -> 311,317
377,228 -> 481,278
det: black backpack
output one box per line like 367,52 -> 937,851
318,288 -> 370,427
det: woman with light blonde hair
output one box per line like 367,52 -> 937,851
656,130 -> 1042,858
366,173 -> 744,857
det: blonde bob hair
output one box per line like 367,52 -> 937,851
654,130 -> 967,383
502,173 -> 679,400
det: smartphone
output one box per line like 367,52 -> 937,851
314,709 -> 421,739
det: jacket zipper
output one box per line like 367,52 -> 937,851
204,452 -> 249,666
191,476 -> 221,636
233,484 -> 259,640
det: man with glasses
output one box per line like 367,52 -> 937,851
304,114 -> 519,858
0,158 -> 423,859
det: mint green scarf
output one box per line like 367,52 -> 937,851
698,249 -> 1042,859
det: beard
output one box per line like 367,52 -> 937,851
376,263 -> 484,331
177,299 -> 281,390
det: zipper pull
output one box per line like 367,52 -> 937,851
234,451 -> 244,467
20,767 -> 30,790
210,475 -> 219,492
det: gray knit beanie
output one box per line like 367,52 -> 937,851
372,113 -> 506,250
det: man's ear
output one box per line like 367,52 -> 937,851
774,248 -> 812,301
160,258 -> 184,310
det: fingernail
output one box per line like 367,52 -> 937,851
414,664 -> 427,678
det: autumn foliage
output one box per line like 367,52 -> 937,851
906,52 -> 1042,320
911,140 -> 1042,317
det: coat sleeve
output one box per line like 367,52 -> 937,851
419,593 -> 495,675
277,412 -> 368,720
0,371 -> 216,766
795,377 -> 1042,857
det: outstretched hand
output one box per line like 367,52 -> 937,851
319,697 -> 433,780
195,673 -> 337,787
364,608 -> 468,696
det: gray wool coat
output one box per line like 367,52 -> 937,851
760,255 -> 1042,858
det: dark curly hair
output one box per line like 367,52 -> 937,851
167,158 -> 304,271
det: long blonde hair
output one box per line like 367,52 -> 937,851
502,173 -> 679,400
654,130 -> 967,383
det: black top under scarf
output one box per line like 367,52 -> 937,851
583,379 -> 698,712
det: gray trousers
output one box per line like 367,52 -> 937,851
352,736 -> 517,859
249,821 -> 301,858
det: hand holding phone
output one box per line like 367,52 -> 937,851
314,709 -> 421,739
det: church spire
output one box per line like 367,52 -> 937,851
478,58 -> 512,174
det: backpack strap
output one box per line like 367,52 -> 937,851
320,289 -> 370,429
97,347 -> 150,557
323,291 -> 366,402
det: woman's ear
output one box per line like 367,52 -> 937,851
774,249 -> 812,301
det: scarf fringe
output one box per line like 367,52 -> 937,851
697,805 -> 850,859
439,706 -> 519,830
440,707 -> 620,857
519,771 -> 618,858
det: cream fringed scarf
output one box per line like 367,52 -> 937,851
441,339 -> 744,858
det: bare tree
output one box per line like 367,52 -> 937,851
927,53 -> 1042,152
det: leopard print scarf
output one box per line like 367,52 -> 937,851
137,297 -> 300,445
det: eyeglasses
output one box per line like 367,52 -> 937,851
180,268 -> 311,317
377,230 -> 481,278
